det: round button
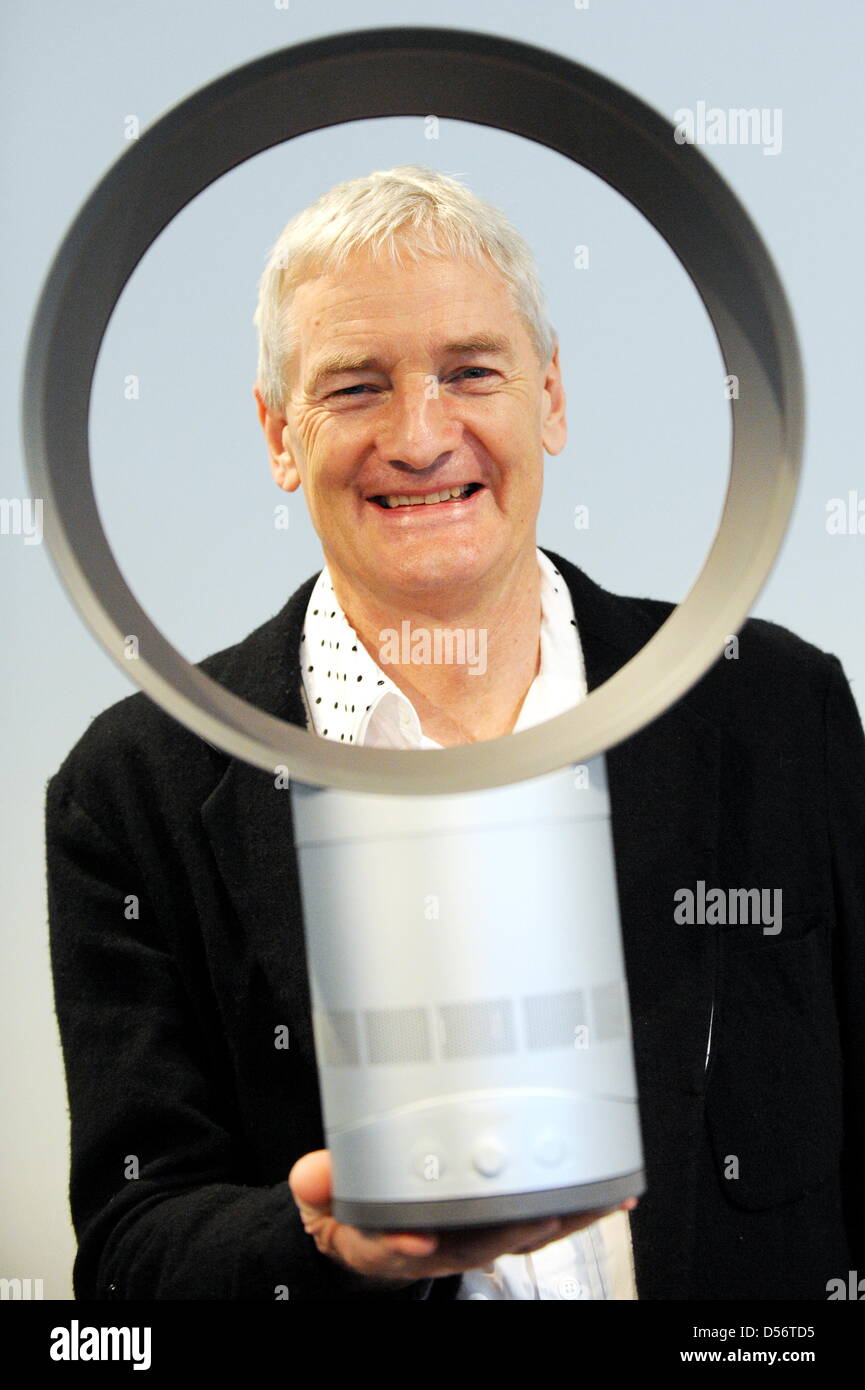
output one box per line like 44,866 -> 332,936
558,1277 -> 585,1300
472,1140 -> 507,1177
533,1132 -> 566,1167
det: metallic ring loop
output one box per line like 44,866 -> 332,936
23,26 -> 803,794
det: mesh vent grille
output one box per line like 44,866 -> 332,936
523,989 -> 586,1049
437,999 -> 515,1058
315,1008 -> 360,1066
317,982 -> 626,1065
364,1006 -> 431,1064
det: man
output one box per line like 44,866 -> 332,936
46,166 -> 864,1300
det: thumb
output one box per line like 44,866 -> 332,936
288,1149 -> 333,1220
289,1150 -> 350,1265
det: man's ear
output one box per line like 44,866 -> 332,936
253,384 -> 302,493
541,343 -> 567,457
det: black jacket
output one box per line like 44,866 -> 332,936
45,549 -> 865,1300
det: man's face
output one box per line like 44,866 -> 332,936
255,246 -> 566,609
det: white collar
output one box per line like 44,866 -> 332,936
299,548 -> 586,748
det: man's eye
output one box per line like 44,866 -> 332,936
329,368 -> 494,399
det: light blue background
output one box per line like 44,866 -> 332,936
3,0 -> 862,1297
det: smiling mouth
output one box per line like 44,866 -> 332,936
371,483 -> 484,509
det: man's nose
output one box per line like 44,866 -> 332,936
374,378 -> 462,471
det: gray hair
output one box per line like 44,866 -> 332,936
253,164 -> 557,410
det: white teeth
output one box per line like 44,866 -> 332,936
379,485 -> 476,509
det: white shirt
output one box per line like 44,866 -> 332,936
299,548 -> 637,1299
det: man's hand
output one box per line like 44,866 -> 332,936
289,1149 -> 638,1286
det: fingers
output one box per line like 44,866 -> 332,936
289,1151 -> 639,1283
552,1197 -> 637,1241
288,1152 -> 441,1273
380,1231 -> 440,1257
327,1213 -> 565,1281
427,1217 -> 564,1269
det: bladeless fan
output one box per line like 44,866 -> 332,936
23,28 -> 802,1228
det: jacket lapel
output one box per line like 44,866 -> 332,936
200,552 -> 721,1297
200,575 -> 322,1070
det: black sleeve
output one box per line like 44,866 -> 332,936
824,656 -> 865,1266
45,770 -> 440,1301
